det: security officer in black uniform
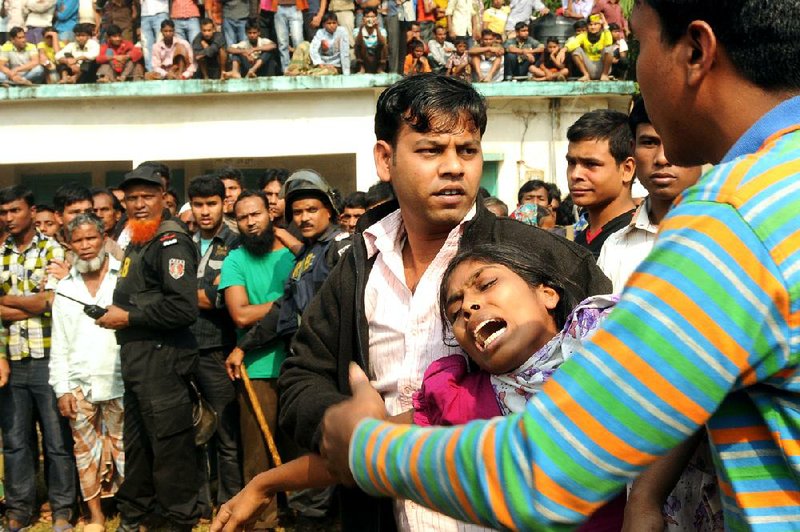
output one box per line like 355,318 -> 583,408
95,163 -> 201,532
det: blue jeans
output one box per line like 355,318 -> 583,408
0,65 -> 46,84
274,5 -> 304,72
0,358 -> 76,525
174,17 -> 201,46
141,12 -> 170,71
223,17 -> 248,47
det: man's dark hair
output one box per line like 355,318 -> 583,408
363,6 -> 378,16
73,23 -> 93,35
454,36 -> 468,47
343,191 -> 369,210
573,19 -> 587,30
106,24 -> 122,36
642,0 -> 800,90
53,183 -> 93,214
545,183 -> 562,204
9,27 -> 24,38
257,168 -> 290,190
514,21 -> 528,32
517,179 -> 552,204
375,74 -> 487,148
91,188 -> 124,213
35,204 -> 56,214
365,181 -> 395,208
566,109 -> 634,164
408,38 -> 424,51
161,19 -> 175,30
217,166 -> 243,184
480,28 -> 494,38
322,11 -> 338,23
200,17 -> 214,26
246,20 -> 259,32
233,189 -> 269,213
628,97 -> 650,138
608,22 -> 620,31
0,185 -> 35,207
165,188 -> 179,205
188,174 -> 226,201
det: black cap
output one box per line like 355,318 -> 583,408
120,162 -> 167,190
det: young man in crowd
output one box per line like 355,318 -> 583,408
517,178 -> 550,208
567,108 -> 636,257
50,213 -> 124,532
502,21 -> 542,80
91,187 -> 125,260
145,18 -> 195,80
53,182 -> 94,249
219,190 -> 296,529
274,74 -> 609,532
596,97 -> 702,291
96,23 -> 143,82
339,191 -> 368,233
186,175 -> 243,514
192,17 -> 227,80
224,20 -> 277,78
218,166 -> 243,233
34,204 -> 61,237
470,29 -> 504,82
426,25 -> 453,74
0,26 -> 46,84
309,12 -> 350,75
55,23 -> 99,83
564,13 -> 613,81
96,163 -> 201,532
322,2 -> 800,531
0,186 -> 75,532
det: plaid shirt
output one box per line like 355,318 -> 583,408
0,230 -> 65,360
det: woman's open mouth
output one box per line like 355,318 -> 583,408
473,318 -> 507,351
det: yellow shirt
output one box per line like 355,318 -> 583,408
482,6 -> 509,35
37,40 -> 66,67
564,29 -> 613,62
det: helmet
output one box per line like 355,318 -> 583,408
281,169 -> 339,224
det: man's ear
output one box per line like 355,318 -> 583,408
684,20 -> 717,87
620,156 -> 636,187
373,140 -> 394,184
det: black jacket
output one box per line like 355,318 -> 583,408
278,200 -> 611,531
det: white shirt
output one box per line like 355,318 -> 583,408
562,0 -> 593,18
596,197 -> 658,292
363,205 -> 494,532
49,256 -> 123,403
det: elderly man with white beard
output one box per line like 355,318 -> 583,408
49,213 -> 125,532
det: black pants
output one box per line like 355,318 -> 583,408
232,51 -> 279,76
504,54 -> 531,79
195,348 -> 242,505
116,340 -> 201,527
258,9 -> 283,74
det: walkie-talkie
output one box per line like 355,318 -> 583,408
55,292 -> 109,319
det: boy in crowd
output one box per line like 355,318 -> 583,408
541,36 -> 568,80
470,29 -> 504,82
353,7 -> 387,74
37,27 -> 63,83
218,166 -> 243,233
564,13 -> 613,81
338,191 -> 368,233
607,21 -> 627,78
192,18 -> 226,80
502,21 -> 542,80
55,23 -> 99,83
445,36 -> 470,80
309,12 -> 351,75
426,25 -> 454,73
0,27 -> 46,84
224,21 -> 277,78
96,23 -> 143,82
34,204 -> 60,237
597,98 -> 702,291
145,18 -> 195,80
403,38 -> 431,75
567,109 -> 636,257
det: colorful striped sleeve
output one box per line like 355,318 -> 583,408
349,198 -> 792,530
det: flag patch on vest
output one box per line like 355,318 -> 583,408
169,259 -> 185,279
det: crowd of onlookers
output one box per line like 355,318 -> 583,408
0,0 -> 630,84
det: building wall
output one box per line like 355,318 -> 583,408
0,75 -> 635,209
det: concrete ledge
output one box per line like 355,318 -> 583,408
0,74 -> 636,101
